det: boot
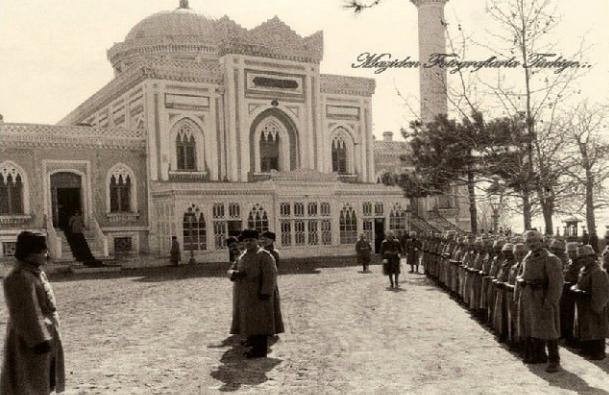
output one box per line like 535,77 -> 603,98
545,361 -> 560,373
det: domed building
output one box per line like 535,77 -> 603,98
0,1 -> 410,263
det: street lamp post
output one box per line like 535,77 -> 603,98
487,176 -> 503,235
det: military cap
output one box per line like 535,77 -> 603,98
578,244 -> 596,257
549,239 -> 565,251
260,231 -> 276,241
15,231 -> 48,261
502,243 -> 514,252
566,242 -> 578,252
238,229 -> 259,241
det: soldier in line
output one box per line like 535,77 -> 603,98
381,231 -> 403,289
506,243 -> 526,349
492,243 -> 515,342
516,230 -> 564,373
355,233 -> 373,273
549,239 -> 568,269
405,231 -> 422,274
571,245 -> 609,360
560,242 -> 581,347
484,240 -> 505,325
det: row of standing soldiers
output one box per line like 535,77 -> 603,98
419,229 -> 609,373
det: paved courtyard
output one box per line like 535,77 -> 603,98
1,263 -> 609,394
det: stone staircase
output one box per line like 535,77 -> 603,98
55,229 -> 105,263
408,214 -> 441,235
426,211 -> 467,235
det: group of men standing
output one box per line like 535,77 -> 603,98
419,228 -> 609,373
226,229 -> 284,359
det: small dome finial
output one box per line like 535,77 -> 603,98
179,0 -> 189,9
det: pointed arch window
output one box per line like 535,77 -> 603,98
0,172 -> 24,215
247,204 -> 269,233
332,136 -> 348,174
339,204 -> 357,244
107,164 -> 136,213
183,204 -> 206,250
260,121 -> 281,172
176,132 -> 197,171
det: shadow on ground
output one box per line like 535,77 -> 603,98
208,335 -> 282,392
525,363 -> 609,394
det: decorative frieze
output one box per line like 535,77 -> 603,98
320,74 -> 376,97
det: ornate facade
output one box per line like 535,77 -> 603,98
0,2 -> 408,261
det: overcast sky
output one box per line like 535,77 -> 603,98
1,0 -> 607,233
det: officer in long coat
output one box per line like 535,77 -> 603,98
380,231 -> 402,289
571,245 -> 609,360
405,231 -> 422,274
1,231 -> 65,394
260,231 -> 285,336
231,229 -> 279,358
560,242 -> 581,346
516,230 -> 564,373
602,229 -> 609,272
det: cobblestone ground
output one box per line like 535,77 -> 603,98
1,264 -> 609,394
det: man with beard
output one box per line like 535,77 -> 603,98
517,230 -> 564,373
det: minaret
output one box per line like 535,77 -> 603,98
411,0 -> 448,123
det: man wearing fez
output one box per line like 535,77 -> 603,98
355,233 -> 372,273
229,229 -> 279,358
571,245 -> 609,360
1,231 -> 65,394
517,230 -> 564,373
260,231 -> 285,338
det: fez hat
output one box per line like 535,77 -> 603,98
502,243 -> 514,252
578,244 -> 596,257
14,231 -> 47,261
225,236 -> 239,246
239,229 -> 259,241
549,239 -> 565,251
260,231 -> 276,241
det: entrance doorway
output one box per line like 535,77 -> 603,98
50,172 -> 83,230
374,218 -> 385,253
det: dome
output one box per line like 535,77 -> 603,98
125,1 -> 215,42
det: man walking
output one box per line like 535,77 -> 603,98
355,233 -> 372,273
381,231 -> 402,289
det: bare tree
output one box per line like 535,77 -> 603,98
558,101 -> 609,250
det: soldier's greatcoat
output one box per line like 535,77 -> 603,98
517,249 -> 564,340
234,247 -> 279,336
574,263 -> 609,341
1,261 -> 65,394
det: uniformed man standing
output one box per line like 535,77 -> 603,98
571,245 -> 609,360
560,242 -> 581,346
355,233 -> 373,273
601,229 -> 609,272
517,230 -> 564,373
381,231 -> 402,289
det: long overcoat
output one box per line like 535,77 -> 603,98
517,249 -> 564,340
265,247 -> 285,334
235,248 -> 279,336
574,263 -> 609,341
355,239 -> 372,265
1,261 -> 65,394
380,238 -> 402,275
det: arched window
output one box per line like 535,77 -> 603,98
389,203 -> 407,235
339,204 -> 357,244
183,204 -> 206,250
107,164 -> 136,213
260,132 -> 279,172
176,133 -> 197,171
0,162 -> 25,215
247,204 -> 269,233
332,137 -> 348,174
